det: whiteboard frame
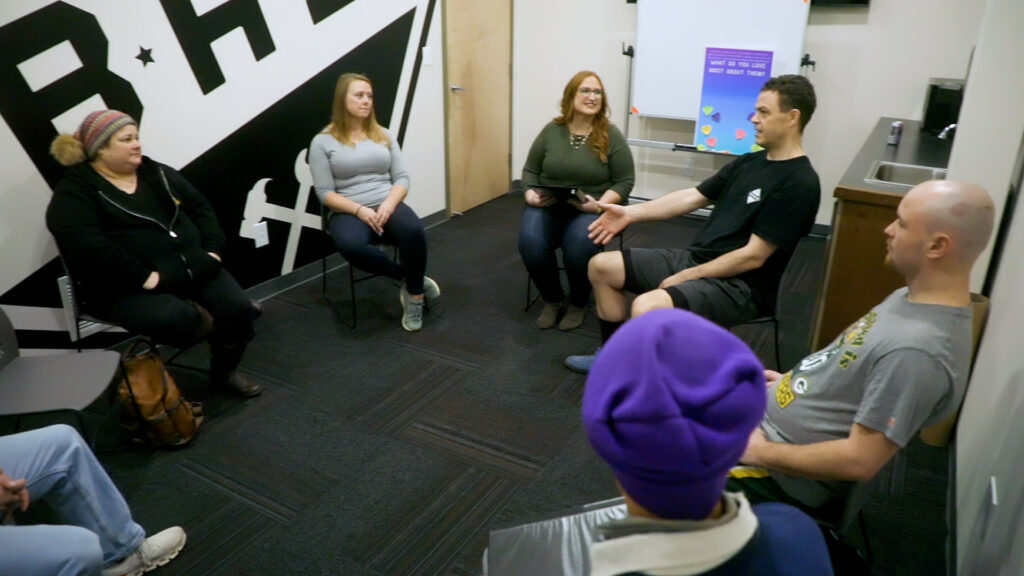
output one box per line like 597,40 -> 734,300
631,0 -> 810,121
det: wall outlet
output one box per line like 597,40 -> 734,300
253,221 -> 269,248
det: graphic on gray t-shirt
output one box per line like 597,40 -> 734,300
761,288 -> 972,507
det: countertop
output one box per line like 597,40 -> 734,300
836,116 -> 954,201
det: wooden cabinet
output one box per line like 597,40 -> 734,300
812,185 -> 906,350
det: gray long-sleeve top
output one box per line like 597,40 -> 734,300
308,130 -> 410,209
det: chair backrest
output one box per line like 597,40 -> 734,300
771,234 -> 818,319
57,273 -> 116,343
58,275 -> 82,342
919,293 -> 990,447
0,306 -> 21,370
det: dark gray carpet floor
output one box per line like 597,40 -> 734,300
14,193 -> 950,575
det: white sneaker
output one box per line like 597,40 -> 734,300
423,276 -> 441,300
399,287 -> 425,332
102,527 -> 186,576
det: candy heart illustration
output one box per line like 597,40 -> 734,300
701,125 -> 712,135
705,137 -> 718,148
735,128 -> 747,139
696,144 -> 708,151
751,144 -> 764,152
747,111 -> 756,122
712,112 -> 721,123
702,105 -> 714,116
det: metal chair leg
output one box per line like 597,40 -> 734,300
348,263 -> 358,329
321,255 -> 328,298
525,275 -> 532,311
525,275 -> 542,311
856,512 -> 874,565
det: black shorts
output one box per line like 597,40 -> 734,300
622,247 -> 760,328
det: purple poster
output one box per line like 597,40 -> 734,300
696,48 -> 773,155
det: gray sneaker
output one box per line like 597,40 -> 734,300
102,526 -> 186,576
400,287 -> 425,332
423,276 -> 441,300
564,349 -> 599,374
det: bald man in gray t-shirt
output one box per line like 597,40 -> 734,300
734,179 -> 995,512
761,287 -> 971,507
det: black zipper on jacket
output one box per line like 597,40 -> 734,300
93,166 -> 196,284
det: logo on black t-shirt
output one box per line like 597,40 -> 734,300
746,188 -> 762,204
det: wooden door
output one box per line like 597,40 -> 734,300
444,0 -> 511,214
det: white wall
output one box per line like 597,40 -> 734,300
400,5 -> 446,218
512,0 -> 636,177
512,0 -> 983,224
801,1 -> 982,225
951,0 -> 1024,572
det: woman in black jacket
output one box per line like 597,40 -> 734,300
47,110 -> 262,397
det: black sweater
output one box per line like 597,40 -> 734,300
46,157 -> 226,309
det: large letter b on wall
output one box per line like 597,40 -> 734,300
0,2 -> 142,188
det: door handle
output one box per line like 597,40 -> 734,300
450,84 -> 467,92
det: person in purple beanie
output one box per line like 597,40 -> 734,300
581,308 -> 833,576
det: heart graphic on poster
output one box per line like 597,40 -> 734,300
701,125 -> 712,135
706,137 -> 718,148
747,111 -> 756,122
712,112 -> 721,123
751,144 -> 764,152
702,105 -> 714,116
735,128 -> 747,139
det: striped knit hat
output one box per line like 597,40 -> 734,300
76,110 -> 137,159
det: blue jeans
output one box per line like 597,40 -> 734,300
329,202 -> 428,295
0,425 -> 145,575
519,204 -> 602,307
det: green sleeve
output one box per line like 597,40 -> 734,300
521,122 -> 553,188
605,125 -> 635,201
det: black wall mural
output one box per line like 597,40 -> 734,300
0,1 -> 435,350
179,10 -> 414,289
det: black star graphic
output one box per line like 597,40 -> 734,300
135,46 -> 154,66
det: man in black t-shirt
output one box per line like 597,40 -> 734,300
566,75 -> 821,374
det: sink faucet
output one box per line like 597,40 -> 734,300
938,123 -> 957,140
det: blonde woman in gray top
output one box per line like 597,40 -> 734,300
309,73 -> 439,331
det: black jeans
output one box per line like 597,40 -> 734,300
328,202 -> 428,295
93,269 -> 256,375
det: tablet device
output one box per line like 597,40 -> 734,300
532,185 -> 589,204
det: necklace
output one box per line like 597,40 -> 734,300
569,132 -> 590,150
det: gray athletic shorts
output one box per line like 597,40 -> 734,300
622,248 -> 760,328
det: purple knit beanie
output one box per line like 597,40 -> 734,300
75,110 -> 137,159
582,309 -> 766,520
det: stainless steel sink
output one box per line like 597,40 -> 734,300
865,161 -> 947,188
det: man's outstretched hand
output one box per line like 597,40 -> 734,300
588,203 -> 631,245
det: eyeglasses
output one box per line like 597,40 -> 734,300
578,88 -> 604,97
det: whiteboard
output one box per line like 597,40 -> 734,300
631,0 -> 810,120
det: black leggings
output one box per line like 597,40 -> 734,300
328,202 -> 428,294
92,269 -> 256,375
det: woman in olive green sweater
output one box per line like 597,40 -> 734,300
519,70 -> 635,330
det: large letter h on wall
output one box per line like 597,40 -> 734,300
160,0 -> 276,94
